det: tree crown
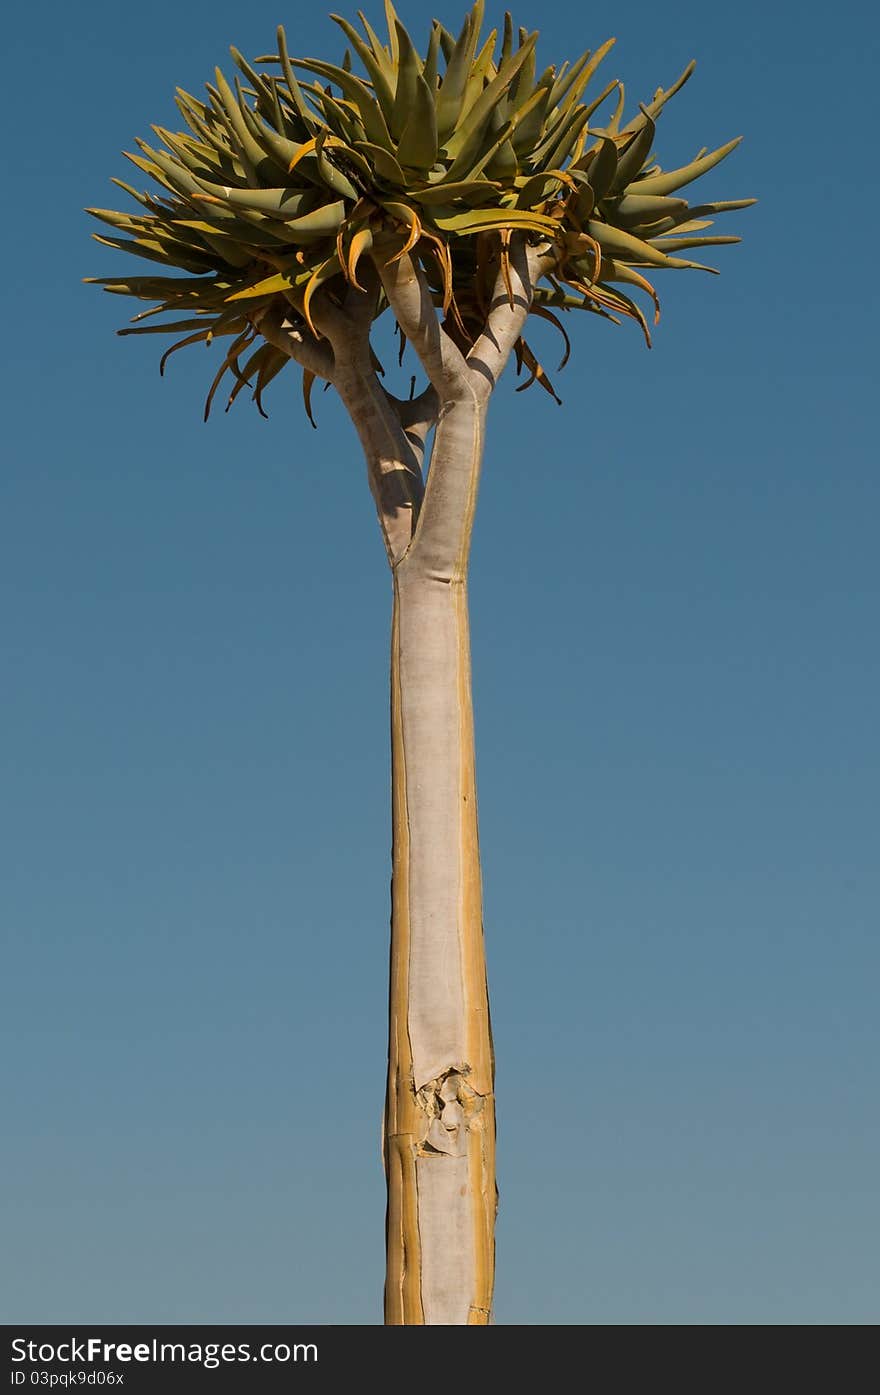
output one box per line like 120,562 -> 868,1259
86,2 -> 753,418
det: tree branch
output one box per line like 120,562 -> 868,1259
335,362 -> 426,567
466,236 -> 560,400
400,388 -> 485,582
372,247 -> 472,403
253,302 -> 336,382
256,290 -> 424,566
253,233 -> 561,574
342,263 -> 383,333
384,384 -> 440,459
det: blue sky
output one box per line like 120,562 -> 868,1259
2,0 -> 877,1324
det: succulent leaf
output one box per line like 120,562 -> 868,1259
87,3 -> 752,419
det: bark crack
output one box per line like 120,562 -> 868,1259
414,1066 -> 487,1159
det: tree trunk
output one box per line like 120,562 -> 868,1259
263,242 -> 548,1323
383,393 -> 495,1325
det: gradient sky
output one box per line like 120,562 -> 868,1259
2,0 -> 877,1324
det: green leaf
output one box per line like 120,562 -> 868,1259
622,60 -> 695,130
228,46 -> 275,106
355,141 -> 406,185
483,135 -> 518,181
301,83 -> 364,148
432,206 -> 559,235
356,9 -> 395,79
643,199 -> 755,237
476,81 -> 551,174
203,186 -> 315,217
237,99 -> 313,178
193,229 -> 254,268
312,132 -> 360,201
443,32 -> 537,165
118,317 -> 217,336
609,86 -> 628,135
293,57 -> 394,151
587,219 -> 713,269
397,72 -> 438,170
226,271 -> 300,300
435,3 -> 483,141
514,171 -> 571,207
179,208 -> 298,249
277,26 -> 319,131
581,78 -> 620,124
613,193 -> 687,226
423,22 -> 443,89
329,14 -> 396,121
91,232 -> 215,274
390,18 -> 423,139
173,212 -> 273,242
611,110 -> 656,192
436,24 -> 456,64
548,48 -> 588,109
135,143 -> 211,200
87,207 -> 151,233
271,199 -> 348,239
500,12 -> 514,66
384,0 -> 401,63
203,195 -> 345,241
459,29 -> 499,124
646,234 -> 740,252
577,137 -> 617,200
572,180 -> 596,222
510,82 -> 552,157
409,179 -> 500,204
630,137 -> 742,196
213,67 -> 285,180
574,38 -> 618,103
152,126 -> 215,175
534,106 -> 590,171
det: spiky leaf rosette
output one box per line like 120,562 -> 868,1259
86,1 -> 753,417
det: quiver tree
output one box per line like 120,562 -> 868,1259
86,1 -> 752,1325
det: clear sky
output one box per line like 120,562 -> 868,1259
2,0 -> 877,1325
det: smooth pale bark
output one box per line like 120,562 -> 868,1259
261,239 -> 557,1323
385,390 -> 495,1325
